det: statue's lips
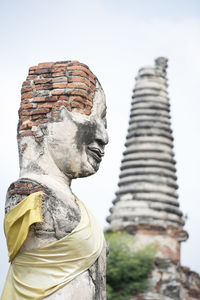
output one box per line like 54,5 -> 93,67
87,146 -> 104,163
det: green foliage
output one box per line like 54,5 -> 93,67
105,231 -> 155,300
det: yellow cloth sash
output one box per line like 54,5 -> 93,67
1,192 -> 104,300
4,192 -> 43,262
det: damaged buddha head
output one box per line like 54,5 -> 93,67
17,61 -> 108,179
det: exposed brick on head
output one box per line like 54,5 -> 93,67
18,60 -> 97,142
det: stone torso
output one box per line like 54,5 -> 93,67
5,178 -> 107,300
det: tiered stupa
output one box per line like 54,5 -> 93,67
107,58 -> 200,299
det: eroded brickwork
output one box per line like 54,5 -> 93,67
18,61 -> 96,142
132,265 -> 200,300
5,180 -> 44,214
180,267 -> 200,299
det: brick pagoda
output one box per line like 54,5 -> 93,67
107,58 -> 200,299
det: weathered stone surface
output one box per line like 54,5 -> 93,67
107,57 -> 200,299
133,88 -> 168,98
134,81 -> 168,91
129,115 -> 171,125
124,143 -> 174,155
118,174 -> 178,189
119,167 -> 177,180
108,57 -> 181,231
132,95 -> 169,104
120,160 -> 176,173
131,101 -> 170,111
125,135 -> 174,147
121,152 -> 176,163
3,61 -> 108,299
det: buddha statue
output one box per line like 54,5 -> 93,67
2,61 -> 108,300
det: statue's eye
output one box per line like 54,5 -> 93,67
103,118 -> 107,129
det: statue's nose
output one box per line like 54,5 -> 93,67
95,122 -> 109,146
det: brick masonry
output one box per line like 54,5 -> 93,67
5,179 -> 45,214
18,61 -> 97,142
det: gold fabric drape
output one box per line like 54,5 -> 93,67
1,192 -> 104,300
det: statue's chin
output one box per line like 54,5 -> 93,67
87,156 -> 101,173
71,160 -> 100,179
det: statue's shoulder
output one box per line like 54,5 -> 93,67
5,178 -> 47,214
5,178 -> 81,240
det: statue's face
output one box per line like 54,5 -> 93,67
47,86 -> 108,178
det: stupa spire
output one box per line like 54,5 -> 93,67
107,57 -> 187,263
106,57 -> 200,299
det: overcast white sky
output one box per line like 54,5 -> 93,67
0,0 -> 200,293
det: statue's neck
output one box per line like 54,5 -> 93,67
19,143 -> 73,199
